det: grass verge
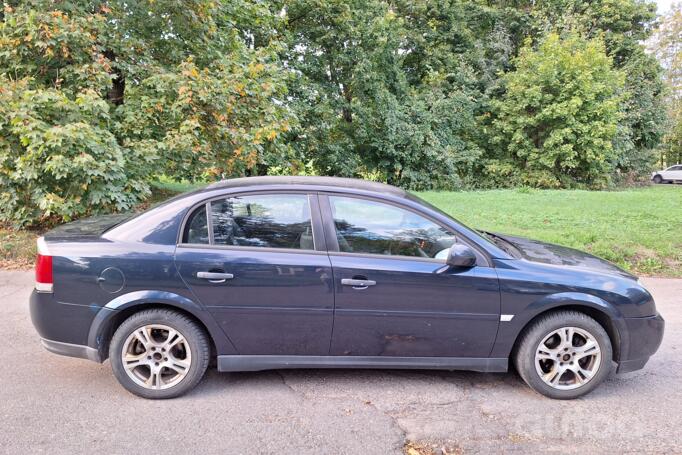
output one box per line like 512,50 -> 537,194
417,185 -> 682,277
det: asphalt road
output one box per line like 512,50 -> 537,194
1,271 -> 680,454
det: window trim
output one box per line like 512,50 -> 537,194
205,202 -> 214,244
318,193 -> 490,267
177,190 -> 324,253
180,203 -> 211,246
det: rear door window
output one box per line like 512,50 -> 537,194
204,194 -> 315,250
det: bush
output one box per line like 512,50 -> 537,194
490,33 -> 625,188
0,78 -> 150,227
0,2 -> 293,226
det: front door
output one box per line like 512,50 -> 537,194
321,195 -> 500,358
672,165 -> 682,181
175,192 -> 334,355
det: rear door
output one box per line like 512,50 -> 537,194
320,194 -> 500,358
175,192 -> 334,355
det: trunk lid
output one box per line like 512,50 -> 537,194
43,213 -> 132,240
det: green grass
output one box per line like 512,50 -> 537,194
151,177 -> 204,196
2,184 -> 680,277
417,185 -> 682,277
146,178 -> 204,205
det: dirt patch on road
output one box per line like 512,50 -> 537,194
404,441 -> 463,455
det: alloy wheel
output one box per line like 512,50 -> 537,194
534,326 -> 602,390
121,324 -> 192,390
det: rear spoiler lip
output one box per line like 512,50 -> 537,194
42,214 -> 133,241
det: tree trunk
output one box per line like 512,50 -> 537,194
104,50 -> 125,106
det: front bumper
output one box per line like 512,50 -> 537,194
617,312 -> 665,373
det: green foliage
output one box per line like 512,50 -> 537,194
0,7 -> 112,93
530,0 -> 666,177
651,4 -> 682,167
0,1 -> 294,226
117,56 -> 293,180
281,0 -> 487,190
490,33 -> 625,188
0,77 -> 150,226
0,5 -> 147,226
0,0 -> 671,225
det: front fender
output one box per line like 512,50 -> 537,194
490,292 -> 628,360
86,290 -> 237,361
524,292 -> 624,321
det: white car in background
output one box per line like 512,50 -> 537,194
652,165 -> 682,184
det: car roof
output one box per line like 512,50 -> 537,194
203,176 -> 407,196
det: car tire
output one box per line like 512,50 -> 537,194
653,174 -> 663,184
109,309 -> 210,399
513,310 -> 613,399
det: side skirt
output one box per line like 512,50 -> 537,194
217,355 -> 508,373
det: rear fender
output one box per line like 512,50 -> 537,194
87,290 -> 237,360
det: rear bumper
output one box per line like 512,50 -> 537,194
30,290 -> 103,362
617,312 -> 665,373
40,338 -> 102,362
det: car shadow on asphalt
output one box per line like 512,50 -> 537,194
184,363 -> 645,402
187,367 -> 531,399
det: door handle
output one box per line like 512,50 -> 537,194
341,278 -> 376,289
197,271 -> 234,283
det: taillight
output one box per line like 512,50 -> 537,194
35,237 -> 53,293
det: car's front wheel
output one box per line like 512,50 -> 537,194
514,310 -> 613,399
109,309 -> 210,399
653,174 -> 663,184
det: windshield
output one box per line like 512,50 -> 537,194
405,192 -> 524,258
404,192 -> 499,247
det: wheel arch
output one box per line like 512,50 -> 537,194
511,304 -> 622,363
87,290 -> 235,361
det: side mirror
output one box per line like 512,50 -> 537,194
446,244 -> 477,268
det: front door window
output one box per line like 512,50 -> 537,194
329,196 -> 457,259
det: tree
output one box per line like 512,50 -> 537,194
650,3 -> 682,166
280,0 -> 512,189
0,0 -> 672,225
0,1 -> 294,226
491,33 -> 625,188
0,5 -> 146,226
529,0 -> 665,178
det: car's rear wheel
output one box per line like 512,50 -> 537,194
653,174 -> 663,184
514,310 -> 613,399
109,309 -> 210,399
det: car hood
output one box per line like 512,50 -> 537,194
490,232 -> 637,280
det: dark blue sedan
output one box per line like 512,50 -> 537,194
30,177 -> 664,399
